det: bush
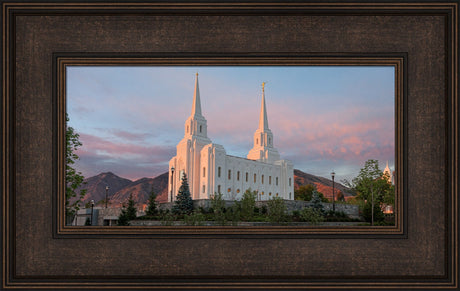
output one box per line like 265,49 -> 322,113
159,212 -> 175,226
225,204 -> 241,226
210,193 -> 226,225
267,197 -> 287,223
300,207 -> 325,225
183,211 -> 206,226
362,202 -> 385,224
240,189 -> 257,221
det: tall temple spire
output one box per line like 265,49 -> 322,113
247,82 -> 280,163
258,82 -> 269,130
191,73 -> 202,117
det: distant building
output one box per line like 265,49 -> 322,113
383,160 -> 395,185
168,75 -> 294,201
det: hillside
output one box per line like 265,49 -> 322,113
75,169 -> 353,207
293,169 -> 354,200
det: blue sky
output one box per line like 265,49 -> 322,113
67,66 -> 395,182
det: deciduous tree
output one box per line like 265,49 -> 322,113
66,114 -> 86,223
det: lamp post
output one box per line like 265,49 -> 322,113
90,199 -> 95,226
170,167 -> 175,202
105,185 -> 109,208
331,171 -> 336,212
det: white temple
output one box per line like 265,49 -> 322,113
167,74 -> 294,202
383,160 -> 394,185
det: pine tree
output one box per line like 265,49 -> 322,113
117,208 -> 129,226
310,189 -> 324,213
126,194 -> 137,220
172,173 -> 194,215
146,188 -> 158,216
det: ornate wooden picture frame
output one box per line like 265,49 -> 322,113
2,1 -> 458,289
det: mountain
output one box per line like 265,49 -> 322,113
77,172 -> 132,204
76,172 -> 169,207
109,173 -> 169,205
76,169 -> 353,207
293,169 -> 354,200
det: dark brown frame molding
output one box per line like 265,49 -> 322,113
2,1 -> 458,290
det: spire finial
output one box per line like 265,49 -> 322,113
262,82 -> 266,94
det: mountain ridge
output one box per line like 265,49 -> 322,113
76,169 -> 353,206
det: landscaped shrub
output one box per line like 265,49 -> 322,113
267,197 -> 287,223
240,189 -> 257,221
210,193 -> 227,225
300,207 -> 325,225
362,202 -> 385,224
183,210 -> 206,226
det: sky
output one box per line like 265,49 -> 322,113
67,66 -> 395,183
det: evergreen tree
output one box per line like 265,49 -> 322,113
172,173 -> 194,215
310,189 -> 324,213
126,194 -> 137,220
146,188 -> 158,216
117,207 -> 129,226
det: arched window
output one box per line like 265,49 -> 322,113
200,125 -> 202,132
203,167 -> 206,177
237,171 -> 240,181
246,172 -> 248,182
187,125 -> 189,133
218,167 -> 221,178
289,178 -> 292,186
254,174 -> 257,183
228,188 -> 231,192
202,185 -> 205,193
289,192 -> 292,199
237,189 -> 240,193
261,175 -> 264,184
269,176 -> 272,184
256,138 -> 258,145
217,185 -> 221,193
269,192 -> 272,196
269,137 -> 271,145
228,170 -> 231,180
276,177 -> 278,185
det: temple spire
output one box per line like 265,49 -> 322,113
258,82 -> 269,130
191,73 -> 202,117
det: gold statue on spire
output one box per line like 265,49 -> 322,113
262,82 -> 266,93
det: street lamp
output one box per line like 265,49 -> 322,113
331,171 -> 336,212
105,185 -> 109,208
90,199 -> 95,226
170,167 -> 175,202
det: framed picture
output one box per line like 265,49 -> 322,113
2,1 -> 458,289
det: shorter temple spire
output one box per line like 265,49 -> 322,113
191,73 -> 202,117
258,82 -> 269,130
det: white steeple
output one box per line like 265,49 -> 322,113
183,73 -> 209,139
383,161 -> 393,184
247,83 -> 280,163
191,73 -> 202,117
258,82 -> 269,130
